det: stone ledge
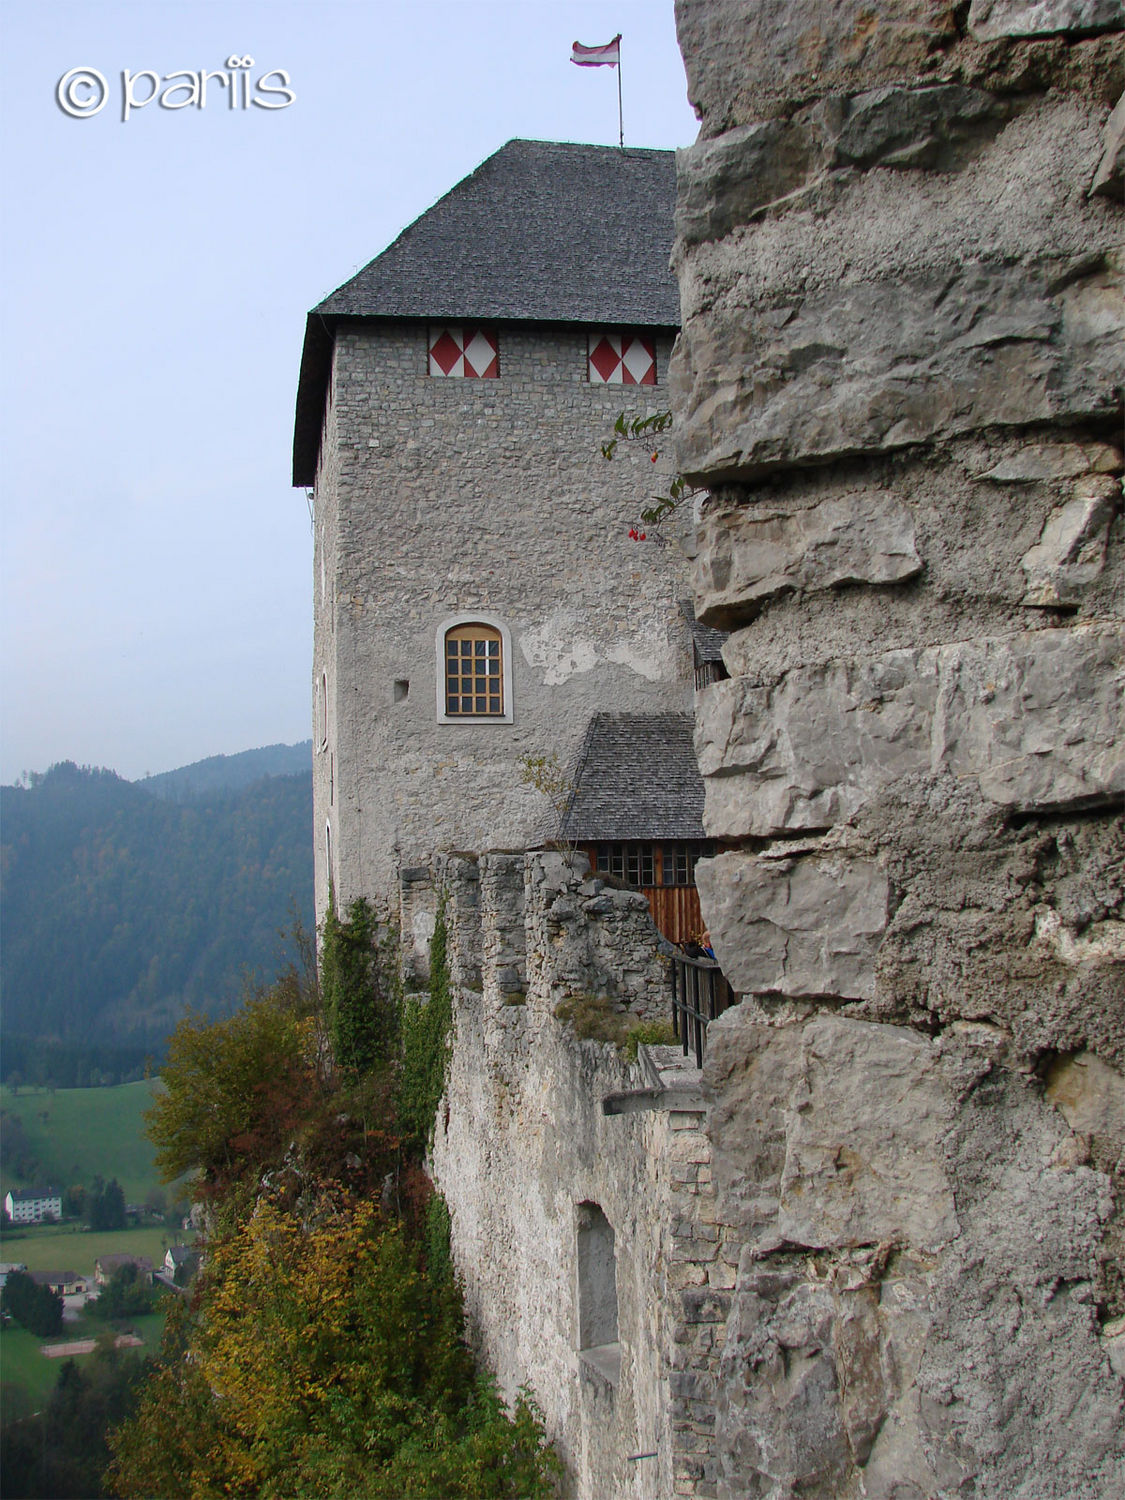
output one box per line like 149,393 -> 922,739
672,257 -> 1124,481
695,853 -> 889,1000
696,624 -> 1124,838
692,489 -> 922,627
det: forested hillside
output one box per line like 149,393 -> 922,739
1,759 -> 313,1074
139,741 -> 311,800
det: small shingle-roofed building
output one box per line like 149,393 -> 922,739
560,712 -> 713,944
29,1270 -> 86,1296
680,599 -> 729,691
296,138 -> 699,934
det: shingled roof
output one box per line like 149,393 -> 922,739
680,600 -> 727,664
293,139 -> 679,485
559,713 -> 705,843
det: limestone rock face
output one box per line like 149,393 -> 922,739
692,490 -> 922,625
694,853 -> 889,999
696,625 -> 1124,836
673,256 -> 1124,482
673,0 -> 1124,1494
833,83 -> 1002,168
1020,478 -> 1118,604
704,1008 -> 1125,1500
1091,91 -> 1125,197
675,0 -> 958,128
968,0 -> 1125,41
675,122 -> 817,245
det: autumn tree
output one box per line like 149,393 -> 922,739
108,1197 -> 559,1499
144,990 -> 318,1199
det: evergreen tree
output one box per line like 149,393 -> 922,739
1,1269 -> 63,1337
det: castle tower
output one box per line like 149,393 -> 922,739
293,140 -> 694,932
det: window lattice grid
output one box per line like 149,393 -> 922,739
660,843 -> 713,887
444,625 -> 504,716
596,844 -> 655,888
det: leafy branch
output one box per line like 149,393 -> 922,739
519,752 -> 576,853
601,410 -> 705,538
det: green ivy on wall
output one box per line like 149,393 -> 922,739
320,896 -> 399,1077
397,898 -> 454,1154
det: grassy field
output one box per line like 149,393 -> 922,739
0,1224 -> 180,1279
0,1079 -> 165,1203
1,1297 -> 171,1417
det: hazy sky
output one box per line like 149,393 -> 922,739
0,1 -> 699,783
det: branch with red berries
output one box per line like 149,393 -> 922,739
601,411 -> 704,541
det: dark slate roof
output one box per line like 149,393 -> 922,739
560,713 -> 705,843
293,139 -> 679,485
679,600 -> 727,663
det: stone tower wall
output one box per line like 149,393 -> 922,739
311,322 -> 691,924
671,2 -> 1124,1495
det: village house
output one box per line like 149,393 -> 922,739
3,1187 -> 61,1225
93,1253 -> 153,1286
28,1270 -> 86,1297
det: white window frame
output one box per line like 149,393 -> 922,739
435,613 -> 514,725
317,669 -> 328,751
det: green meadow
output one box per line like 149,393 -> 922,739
1,1079 -> 195,1415
1,1300 -> 172,1419
0,1225 -> 177,1279
1,1079 -> 165,1204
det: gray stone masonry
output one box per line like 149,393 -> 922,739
311,323 -> 691,925
672,1 -> 1124,1495
431,850 -> 746,1499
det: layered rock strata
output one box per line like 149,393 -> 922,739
672,2 -> 1124,1495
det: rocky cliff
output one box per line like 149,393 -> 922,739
672,2 -> 1124,1494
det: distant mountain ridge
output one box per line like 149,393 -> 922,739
138,741 -> 312,800
1,747 -> 314,1071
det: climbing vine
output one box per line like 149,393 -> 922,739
601,409 -> 704,538
320,895 -> 399,1077
396,898 -> 454,1154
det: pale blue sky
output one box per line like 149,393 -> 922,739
0,1 -> 698,782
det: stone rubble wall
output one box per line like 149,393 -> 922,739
311,322 -> 691,928
430,849 -> 741,1498
672,2 -> 1124,1496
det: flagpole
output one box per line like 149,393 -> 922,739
617,36 -> 624,148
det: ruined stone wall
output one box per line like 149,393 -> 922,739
672,2 -> 1124,1495
311,322 -> 691,927
430,850 -> 740,1499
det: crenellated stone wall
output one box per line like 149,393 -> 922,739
431,849 -> 741,1499
672,2 -> 1124,1495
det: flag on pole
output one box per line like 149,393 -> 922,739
570,35 -> 621,67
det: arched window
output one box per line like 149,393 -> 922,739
576,1200 -> 620,1387
436,616 -> 514,724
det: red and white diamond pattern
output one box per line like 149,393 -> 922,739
428,326 -> 499,379
587,332 -> 656,386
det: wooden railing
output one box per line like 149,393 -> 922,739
670,952 -> 738,1067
